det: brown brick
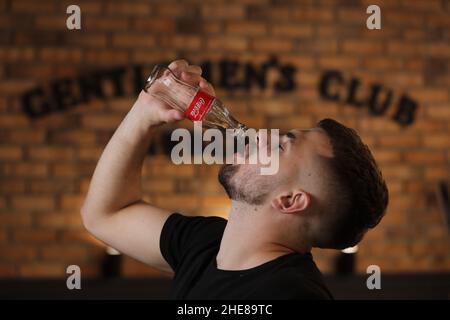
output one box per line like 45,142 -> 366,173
1,245 -> 37,261
424,167 -> 450,180
0,146 -> 22,160
382,166 -> 420,180
82,115 -> 123,129
227,22 -> 267,36
201,196 -> 230,208
386,181 -> 403,194
404,151 -> 446,164
251,100 -> 295,115
207,36 -> 248,51
9,130 -> 45,143
154,195 -> 199,210
426,106 -> 450,119
359,117 -> 402,133
387,73 -> 423,87
423,134 -> 450,148
106,2 -> 151,15
7,64 -> 54,77
425,44 -> 450,56
300,39 -> 338,54
0,180 -> 25,193
169,36 -> 202,50
3,163 -> 49,177
0,229 -> 8,242
149,164 -> 194,178
388,42 -> 425,55
377,135 -> 420,148
385,11 -> 425,27
0,48 -> 35,62
28,146 -> 74,161
41,245 -> 87,261
65,34 -> 108,48
11,0 -> 56,13
371,149 -> 402,164
291,8 -> 333,22
363,58 -> 403,70
84,17 -> 129,31
35,212 -> 82,229
0,79 -> 36,94
78,146 -> 103,161
202,5 -> 244,19
252,39 -> 293,52
112,34 -> 155,48
271,24 -> 313,38
59,1 -> 103,14
79,179 -> 91,193
319,56 -> 359,69
157,3 -> 196,17
14,230 -> 57,243
60,230 -> 103,247
343,40 -> 383,55
0,263 -> 16,277
84,50 -> 130,65
39,48 -> 82,63
52,163 -> 78,178
29,180 -> 75,194
142,179 -> 175,193
50,130 -> 96,145
337,8 -> 366,24
12,195 -> 55,210
35,16 -> 67,30
61,195 -> 85,210
19,263 -> 65,277
268,116 -> 315,130
0,213 -> 32,226
133,18 -> 175,32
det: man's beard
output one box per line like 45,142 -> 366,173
218,164 -> 270,205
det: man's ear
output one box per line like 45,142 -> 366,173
271,190 -> 311,214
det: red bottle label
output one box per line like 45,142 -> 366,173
185,90 -> 215,121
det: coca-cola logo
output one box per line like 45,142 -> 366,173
190,97 -> 205,118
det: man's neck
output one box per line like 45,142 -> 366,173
216,201 -> 310,271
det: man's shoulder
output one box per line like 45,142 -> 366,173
165,212 -> 227,248
167,213 -> 227,232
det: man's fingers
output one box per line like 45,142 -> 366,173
186,65 -> 202,75
199,79 -> 216,96
181,71 -> 202,85
181,72 -> 216,96
168,59 -> 188,70
168,59 -> 189,77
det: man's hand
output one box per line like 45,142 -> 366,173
135,59 -> 216,127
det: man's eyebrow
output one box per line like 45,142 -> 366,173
286,131 -> 297,140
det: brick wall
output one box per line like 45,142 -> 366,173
0,0 -> 449,278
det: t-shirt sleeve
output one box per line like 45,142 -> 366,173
159,212 -> 226,273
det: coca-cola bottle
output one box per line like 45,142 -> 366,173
144,64 -> 249,138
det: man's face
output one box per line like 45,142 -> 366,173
218,128 -> 334,205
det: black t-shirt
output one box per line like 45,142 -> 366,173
160,213 -> 333,300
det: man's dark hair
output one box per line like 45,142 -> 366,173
316,118 -> 389,249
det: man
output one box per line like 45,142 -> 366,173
81,60 -> 389,299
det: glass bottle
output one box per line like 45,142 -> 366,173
144,64 -> 248,139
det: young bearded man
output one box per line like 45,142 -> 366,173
81,60 -> 389,299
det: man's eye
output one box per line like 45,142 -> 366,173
279,144 -> 284,151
